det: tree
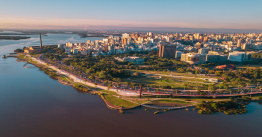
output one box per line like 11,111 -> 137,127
215,71 -> 221,76
209,84 -> 216,92
200,91 -> 207,96
98,71 -> 107,79
133,72 -> 139,77
211,103 -> 218,110
254,72 -> 258,79
89,76 -> 94,80
195,70 -> 199,75
139,83 -> 145,87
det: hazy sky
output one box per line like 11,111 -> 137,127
0,0 -> 262,30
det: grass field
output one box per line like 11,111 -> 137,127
103,94 -> 138,108
122,98 -> 153,104
126,69 -> 213,78
149,99 -> 193,104
177,98 -> 230,102
122,76 -> 208,89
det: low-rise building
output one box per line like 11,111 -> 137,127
175,51 -> 184,58
24,46 -> 43,54
181,53 -> 206,65
228,51 -> 252,62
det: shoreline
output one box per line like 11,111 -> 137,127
15,54 -> 262,113
17,55 -> 144,109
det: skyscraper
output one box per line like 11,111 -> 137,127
159,44 -> 176,58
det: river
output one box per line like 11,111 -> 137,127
0,33 -> 262,137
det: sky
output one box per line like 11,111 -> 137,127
0,0 -> 262,31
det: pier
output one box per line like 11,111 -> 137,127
2,53 -> 19,58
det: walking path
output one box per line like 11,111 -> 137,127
29,55 -> 139,96
141,104 -> 196,110
27,55 -> 262,98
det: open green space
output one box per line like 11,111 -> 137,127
122,76 -> 208,89
103,94 -> 138,108
177,98 -> 230,102
149,99 -> 193,104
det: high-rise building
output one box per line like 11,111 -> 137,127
203,36 -> 208,42
147,32 -> 153,37
122,33 -> 130,39
194,33 -> 200,40
237,39 -> 242,47
159,44 -> 176,58
108,45 -> 115,54
103,46 -> 108,52
199,35 -> 204,42
122,38 -> 128,45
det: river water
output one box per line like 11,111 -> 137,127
1,33 -> 262,137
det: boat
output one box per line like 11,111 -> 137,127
2,55 -> 7,58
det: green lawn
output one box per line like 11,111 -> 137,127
122,76 -> 208,89
177,98 -> 230,102
103,94 -> 138,108
123,98 -> 152,104
149,99 -> 192,104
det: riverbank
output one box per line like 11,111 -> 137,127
14,54 -> 262,113
16,54 -> 197,110
16,55 -> 143,108
3,54 -> 262,137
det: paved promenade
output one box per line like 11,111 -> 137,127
30,55 -> 140,96
28,55 -> 262,98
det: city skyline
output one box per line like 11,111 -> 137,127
0,0 -> 262,31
